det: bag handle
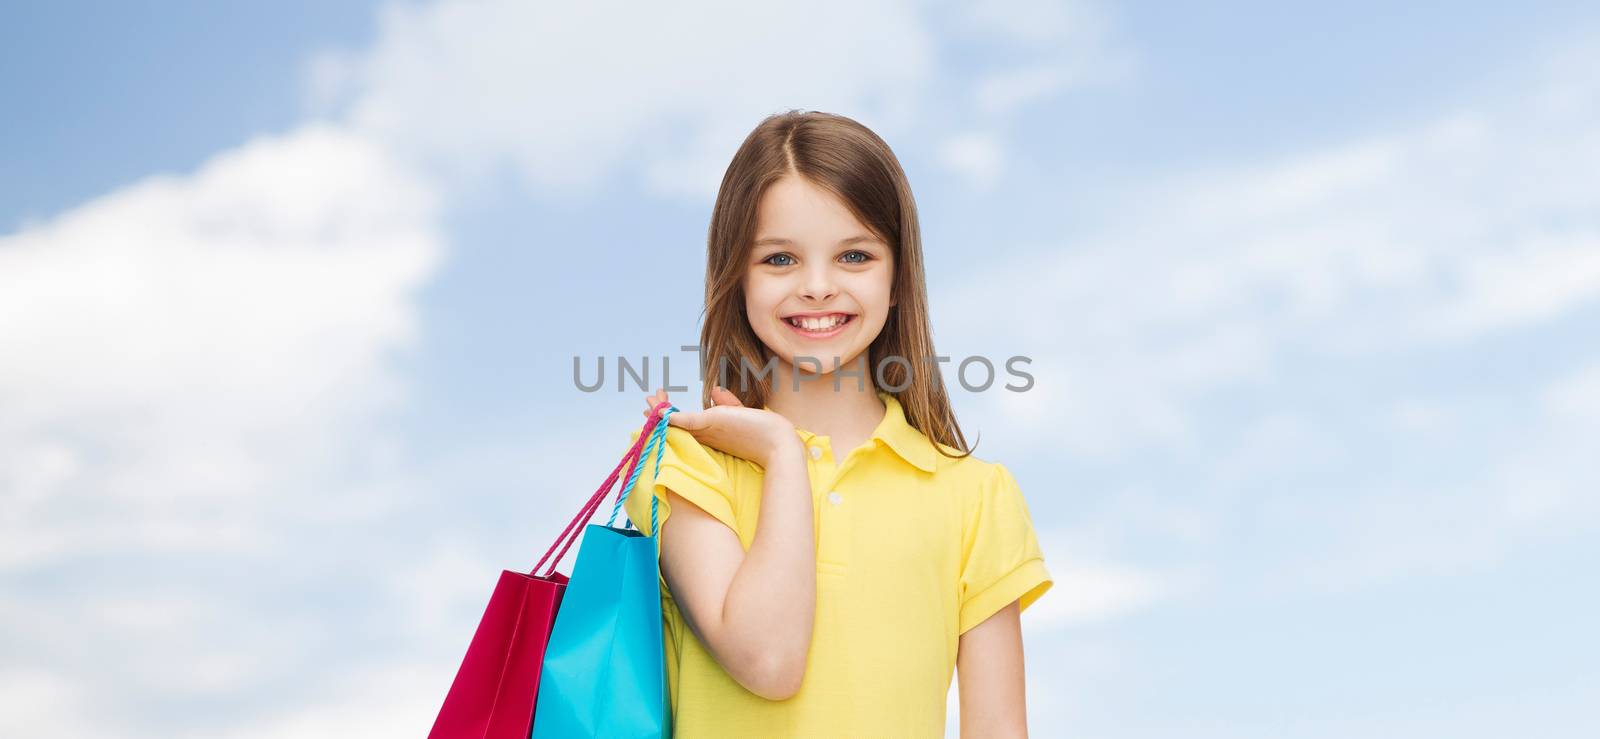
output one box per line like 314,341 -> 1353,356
530,401 -> 676,577
608,403 -> 677,533
530,402 -> 667,577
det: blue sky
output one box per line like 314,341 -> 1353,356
3,1 -> 1598,737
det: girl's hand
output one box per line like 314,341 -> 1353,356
642,385 -> 801,468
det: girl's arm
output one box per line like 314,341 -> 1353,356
658,430 -> 817,701
956,599 -> 1029,738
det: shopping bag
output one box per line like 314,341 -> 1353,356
427,402 -> 674,739
530,402 -> 678,738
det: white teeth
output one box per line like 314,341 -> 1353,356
788,314 -> 847,331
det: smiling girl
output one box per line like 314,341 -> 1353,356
623,110 -> 1052,737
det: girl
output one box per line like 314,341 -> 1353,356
623,110 -> 1052,737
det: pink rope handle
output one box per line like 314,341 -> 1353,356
531,400 -> 673,577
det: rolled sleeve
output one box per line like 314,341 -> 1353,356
957,463 -> 1053,635
622,425 -> 738,536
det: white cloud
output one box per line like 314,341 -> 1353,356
1543,359 -> 1600,421
304,0 -> 1129,198
937,131 -> 1005,189
1422,230 -> 1600,339
1489,357 -> 1600,527
0,122 -> 441,567
1026,558 -> 1195,627
1196,359 -> 1600,595
1389,398 -> 1454,434
0,668 -> 91,739
930,36 -> 1600,624
961,0 -> 1132,117
310,0 -> 939,200
0,122 -> 445,732
949,42 -> 1600,460
212,662 -> 447,739
0,669 -> 97,738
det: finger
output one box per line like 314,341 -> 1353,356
710,384 -> 743,407
644,388 -> 670,417
666,406 -> 704,430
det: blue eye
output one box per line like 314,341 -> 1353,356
842,251 -> 871,264
763,253 -> 796,266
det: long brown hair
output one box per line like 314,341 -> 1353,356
697,109 -> 977,460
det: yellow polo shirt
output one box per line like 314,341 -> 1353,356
622,389 -> 1052,738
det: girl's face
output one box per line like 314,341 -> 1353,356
744,175 -> 895,378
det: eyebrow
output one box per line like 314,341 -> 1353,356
752,234 -> 881,248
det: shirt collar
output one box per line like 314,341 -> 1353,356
763,390 -> 939,473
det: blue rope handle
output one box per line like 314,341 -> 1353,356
609,405 -> 677,535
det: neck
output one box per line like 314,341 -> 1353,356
763,353 -> 885,441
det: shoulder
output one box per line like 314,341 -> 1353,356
626,424 -> 736,476
628,424 -> 727,459
925,437 -> 1004,477
923,441 -> 1018,501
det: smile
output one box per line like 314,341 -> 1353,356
784,313 -> 855,338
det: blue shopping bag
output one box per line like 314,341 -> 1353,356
530,404 -> 676,738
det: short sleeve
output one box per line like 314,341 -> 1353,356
620,424 -> 739,537
957,462 -> 1053,634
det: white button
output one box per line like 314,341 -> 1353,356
809,445 -> 823,460
828,491 -> 842,505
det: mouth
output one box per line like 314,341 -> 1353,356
783,312 -> 855,339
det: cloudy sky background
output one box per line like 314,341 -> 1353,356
3,1 -> 1598,736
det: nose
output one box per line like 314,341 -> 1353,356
800,262 -> 838,302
